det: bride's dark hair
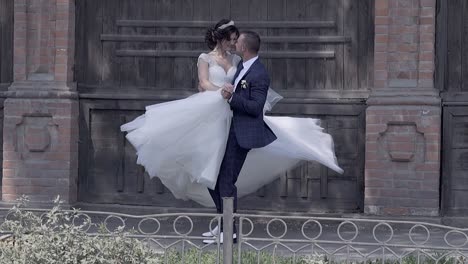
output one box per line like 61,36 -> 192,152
205,19 -> 239,50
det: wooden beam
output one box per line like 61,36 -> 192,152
101,34 -> 351,44
115,50 -> 335,59
116,20 -> 336,29
0,82 -> 11,90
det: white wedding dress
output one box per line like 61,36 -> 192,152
121,53 -> 343,207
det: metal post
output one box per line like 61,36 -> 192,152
237,217 -> 243,264
222,197 -> 234,264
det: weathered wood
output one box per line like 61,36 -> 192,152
78,91 -> 369,103
446,0 -> 463,92
191,0 -> 209,62
299,164 -> 309,198
116,20 -> 336,28
358,0 -> 374,90
462,0 -> 468,92
83,0 -> 103,85
320,120 -> 329,199
116,115 -> 126,192
285,0 -> 307,91
305,0 -> 327,91
154,0 -> 174,90
0,83 -> 10,90
93,3 -> 361,93
138,0 -> 158,88
442,107 -> 468,215
343,0 -> 359,91
329,0 -> 343,91
0,0 -> 13,188
101,0 -> 122,88
119,0 -> 140,87
76,0 -> 372,212
438,0 -> 468,215
250,0 -> 270,82
0,0 -> 13,86
435,0 -> 447,91
249,0 -> 269,43
115,50 -> 335,59
75,0 -> 85,84
101,34 -> 352,44
211,0 -> 229,19
267,0 -> 287,90
173,0 -> 194,90
442,104 -> 453,217
136,167 -> 145,193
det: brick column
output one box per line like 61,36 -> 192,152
365,0 -> 441,216
2,0 -> 78,204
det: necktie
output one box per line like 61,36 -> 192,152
233,61 -> 244,86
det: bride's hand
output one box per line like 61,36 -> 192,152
221,84 -> 233,99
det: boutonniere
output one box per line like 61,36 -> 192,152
240,80 -> 249,89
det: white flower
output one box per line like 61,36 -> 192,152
240,80 -> 248,89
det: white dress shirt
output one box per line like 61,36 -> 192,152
233,56 -> 258,92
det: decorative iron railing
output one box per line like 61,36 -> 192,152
1,198 -> 467,264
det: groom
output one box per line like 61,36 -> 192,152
203,31 -> 277,243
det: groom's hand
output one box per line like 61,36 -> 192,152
221,84 -> 234,100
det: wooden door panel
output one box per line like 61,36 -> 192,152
441,107 -> 468,215
0,0 -> 13,88
79,101 -> 365,212
0,0 -> 13,192
438,1 -> 468,216
76,0 -> 372,212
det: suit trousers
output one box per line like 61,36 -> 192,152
208,125 -> 250,224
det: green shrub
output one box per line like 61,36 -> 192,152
0,196 -> 159,264
0,197 -> 465,264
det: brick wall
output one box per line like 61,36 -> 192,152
365,106 -> 440,215
365,0 -> 441,216
374,0 -> 435,88
2,0 -> 78,205
12,0 -> 26,81
2,99 -> 78,203
2,0 -> 443,213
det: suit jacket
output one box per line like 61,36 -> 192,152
229,58 -> 277,149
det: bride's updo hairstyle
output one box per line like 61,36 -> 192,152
205,19 -> 239,50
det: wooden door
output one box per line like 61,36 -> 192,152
0,0 -> 14,191
437,0 -> 468,215
76,0 -> 373,213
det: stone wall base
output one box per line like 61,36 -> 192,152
2,81 -> 78,204
364,91 -> 441,216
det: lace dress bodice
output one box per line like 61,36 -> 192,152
198,53 -> 242,87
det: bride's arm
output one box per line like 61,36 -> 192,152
198,60 -> 221,92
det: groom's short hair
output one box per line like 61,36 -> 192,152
241,31 -> 261,53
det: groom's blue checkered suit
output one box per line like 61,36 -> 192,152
208,58 -> 277,224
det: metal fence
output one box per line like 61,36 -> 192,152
1,198 -> 468,264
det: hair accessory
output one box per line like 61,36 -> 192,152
218,20 -> 234,30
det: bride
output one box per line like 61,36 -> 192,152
120,19 -> 343,207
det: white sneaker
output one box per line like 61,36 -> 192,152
202,225 -> 220,237
202,232 -> 237,244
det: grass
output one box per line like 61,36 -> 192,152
161,249 -> 467,264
